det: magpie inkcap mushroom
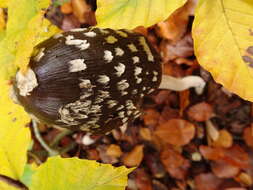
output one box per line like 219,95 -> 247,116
12,27 -> 162,134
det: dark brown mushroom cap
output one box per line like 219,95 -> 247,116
13,28 -> 162,134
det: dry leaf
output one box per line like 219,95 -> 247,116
143,109 -> 160,127
243,126 -> 253,147
60,1 -> 73,14
212,129 -> 233,148
160,147 -> 190,179
106,144 -> 123,158
135,169 -> 152,190
155,119 -> 195,146
211,160 -> 240,178
187,102 -> 213,122
139,128 -> 152,141
200,145 -> 249,169
194,173 -> 222,190
123,145 -> 144,167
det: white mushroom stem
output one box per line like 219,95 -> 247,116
159,75 -> 206,95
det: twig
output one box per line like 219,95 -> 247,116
32,120 -> 59,156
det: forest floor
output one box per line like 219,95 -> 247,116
30,1 -> 253,190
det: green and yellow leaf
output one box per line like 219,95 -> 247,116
0,0 -> 60,79
30,156 -> 134,190
96,0 -> 187,29
193,0 -> 253,101
0,80 -> 31,180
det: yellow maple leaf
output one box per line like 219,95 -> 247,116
96,0 -> 187,29
193,0 -> 253,101
0,79 -> 31,180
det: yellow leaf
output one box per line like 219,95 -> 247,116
0,180 -> 21,190
0,8 -> 5,31
192,0 -> 253,101
0,79 -> 31,180
0,0 -> 8,8
30,156 -> 134,190
13,12 -> 61,73
96,0 -> 187,29
0,0 -> 60,79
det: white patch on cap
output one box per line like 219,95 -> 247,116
79,79 -> 93,88
153,71 -> 158,76
115,47 -> 124,56
84,31 -> 97,37
139,36 -> 154,62
134,67 -> 142,76
114,63 -> 125,77
126,100 -> 135,110
115,30 -> 128,37
104,50 -> 113,62
148,88 -> 155,94
127,110 -> 133,116
106,35 -> 118,44
16,68 -> 38,96
69,59 -> 87,72
118,111 -> 125,118
121,91 -> 128,96
132,56 -> 140,64
53,33 -> 63,39
117,80 -> 129,91
34,48 -> 45,62
122,117 -> 128,123
152,76 -> 158,82
70,28 -> 87,32
140,93 -> 144,97
132,89 -> 138,94
107,100 -> 118,108
128,43 -> 138,52
116,105 -> 124,111
97,75 -> 110,84
98,90 -> 110,98
65,35 -> 90,50
136,77 -> 142,84
90,105 -> 102,113
99,28 -> 110,34
142,87 -> 146,91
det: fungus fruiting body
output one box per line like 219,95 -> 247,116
13,28 -> 162,134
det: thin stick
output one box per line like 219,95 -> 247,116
32,120 -> 59,156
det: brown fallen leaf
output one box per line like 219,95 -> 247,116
160,146 -> 190,179
243,125 -> 253,147
143,109 -> 160,127
160,34 -> 194,62
155,119 -> 195,146
123,145 -> 144,167
71,0 -> 96,25
187,102 -> 213,122
106,144 -> 123,158
139,127 -> 152,141
211,160 -> 240,178
235,172 -> 253,186
156,0 -> 197,42
134,169 -> 153,190
194,173 -> 222,190
200,145 -> 249,169
212,129 -> 233,148
60,1 -> 73,14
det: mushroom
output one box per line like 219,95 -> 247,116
12,27 -> 205,135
